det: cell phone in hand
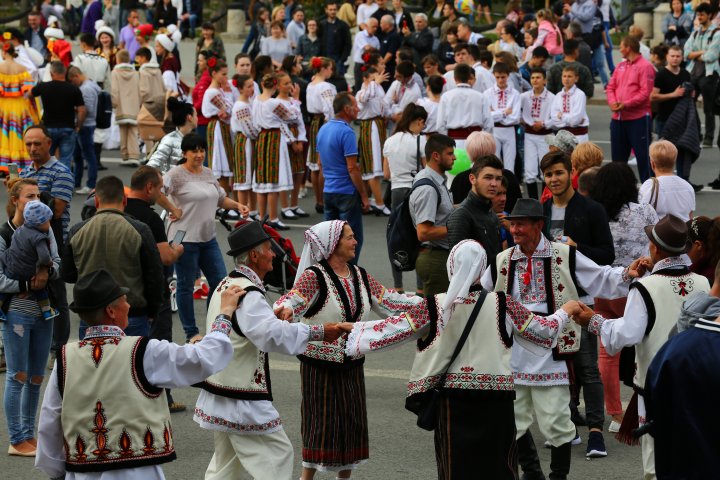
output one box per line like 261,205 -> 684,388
171,230 -> 186,245
8,163 -> 19,180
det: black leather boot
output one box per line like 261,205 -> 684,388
549,442 -> 571,480
517,431 -> 546,480
526,182 -> 540,200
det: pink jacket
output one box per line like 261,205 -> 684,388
535,20 -> 563,56
606,55 -> 656,121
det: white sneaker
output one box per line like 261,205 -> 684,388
608,420 -> 621,433
628,157 -> 637,166
546,433 -> 582,447
75,186 -> 92,195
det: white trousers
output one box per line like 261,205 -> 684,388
523,133 -> 550,183
494,126 -> 517,172
638,395 -> 656,480
514,384 -> 576,447
204,429 -> 294,480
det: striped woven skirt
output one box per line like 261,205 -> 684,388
359,117 -> 386,181
288,124 -> 305,175
306,114 -> 325,172
232,132 -> 253,191
207,118 -> 234,178
253,128 -> 293,193
300,362 -> 369,472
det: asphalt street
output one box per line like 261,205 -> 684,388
1,41 -> 719,479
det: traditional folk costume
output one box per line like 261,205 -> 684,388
35,271 -> 234,480
274,221 -> 422,474
356,80 -> 387,181
586,216 -> 709,480
435,84 -> 493,149
230,99 -> 260,191
202,85 -> 238,178
442,65 -> 494,94
305,81 -> 336,172
252,96 -> 301,194
486,85 -> 522,172
384,79 -> 422,131
0,69 -> 38,167
546,85 -> 589,143
416,97 -> 439,135
521,88 -> 555,185
195,223 -> 329,480
480,201 -> 633,480
282,98 -> 308,176
345,240 -> 572,480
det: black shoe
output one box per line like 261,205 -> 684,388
571,409 -> 587,427
518,432 -> 546,480
586,431 -> 608,458
315,203 -> 324,214
709,178 -> 720,190
97,163 -> 108,171
292,207 -> 310,218
267,219 -> 290,231
549,442 -> 571,480
692,183 -> 704,193
281,208 -> 299,220
702,138 -> 713,148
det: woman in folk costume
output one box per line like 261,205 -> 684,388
252,72 -> 301,231
0,42 -> 39,168
230,74 -> 259,210
155,33 -> 183,97
202,58 -> 239,197
356,63 -> 390,216
305,56 -> 337,214
43,17 -> 73,71
274,220 -> 423,480
344,240 -> 581,480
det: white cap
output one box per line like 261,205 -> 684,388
155,33 -> 175,52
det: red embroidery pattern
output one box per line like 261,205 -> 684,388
118,430 -> 133,458
77,337 -> 121,367
514,371 -> 569,383
671,277 -> 695,297
497,88 -> 507,109
143,428 -> 155,455
91,401 -> 111,459
74,435 -> 88,462
407,373 -> 514,395
531,95 -> 542,118
562,91 -> 570,113
194,408 -> 283,432
163,425 -> 172,453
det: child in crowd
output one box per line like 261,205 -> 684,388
521,67 -> 555,199
111,49 -> 141,167
638,140 -> 695,222
547,65 -> 589,142
416,74 -> 444,136
384,61 -> 422,125
486,62 -> 521,172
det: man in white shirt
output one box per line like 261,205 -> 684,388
638,140 -> 696,222
352,17 -> 381,91
194,222 -> 347,480
71,32 -> 111,89
521,67 -> 555,198
486,62 -> 522,172
457,19 -> 484,46
443,43 -> 495,93
384,60 -> 422,124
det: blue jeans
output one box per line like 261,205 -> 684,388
610,115 -> 653,182
78,315 -> 150,339
48,128 -> 76,171
603,21 -> 615,74
74,126 -> 97,188
175,238 -> 227,340
181,14 -> 199,37
591,45 -> 609,86
324,192 -> 363,262
3,310 -> 53,444
196,124 -> 208,166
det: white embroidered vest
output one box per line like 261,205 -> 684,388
633,271 -> 710,389
494,242 -> 582,354
301,263 -> 371,364
407,291 -> 514,399
59,337 -> 175,472
200,275 -> 272,400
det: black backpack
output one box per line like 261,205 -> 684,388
386,178 -> 442,272
96,90 -> 112,129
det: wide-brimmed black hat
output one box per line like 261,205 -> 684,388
69,269 -> 130,313
505,198 -> 545,220
644,214 -> 692,254
227,221 -> 271,256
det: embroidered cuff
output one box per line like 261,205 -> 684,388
587,314 -> 605,336
308,324 -> 324,342
210,314 -> 232,336
621,267 -> 632,283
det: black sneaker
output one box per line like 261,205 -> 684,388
586,431 -> 608,458
702,138 -> 714,148
709,178 -> 720,190
691,183 -> 704,193
315,203 -> 324,214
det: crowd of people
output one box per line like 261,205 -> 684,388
0,0 -> 719,479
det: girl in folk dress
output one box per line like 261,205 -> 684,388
0,43 -> 38,168
416,74 -> 444,136
230,74 -> 260,210
202,58 -> 239,202
305,57 -> 337,214
356,65 -> 390,216
253,73 -> 302,230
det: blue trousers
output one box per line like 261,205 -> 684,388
610,115 -> 653,182
324,192 -> 363,263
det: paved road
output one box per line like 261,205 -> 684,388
1,42 -> 718,478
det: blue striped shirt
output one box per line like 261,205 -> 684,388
20,157 -> 74,239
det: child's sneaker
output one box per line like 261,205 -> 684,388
42,307 -> 60,321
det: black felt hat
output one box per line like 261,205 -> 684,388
505,198 -> 545,220
69,269 -> 130,312
644,214 -> 692,254
227,221 -> 271,256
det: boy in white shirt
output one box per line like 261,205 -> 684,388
638,140 -> 695,221
416,74 -> 444,135
436,64 -> 493,149
486,62 -> 521,172
384,61 -> 422,124
443,43 -> 495,94
547,65 -> 590,142
521,67 -> 555,199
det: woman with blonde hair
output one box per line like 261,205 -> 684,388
534,9 -> 563,59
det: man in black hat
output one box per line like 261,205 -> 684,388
572,214 -> 711,479
35,269 -> 237,478
480,198 -> 643,480
193,221 -> 350,480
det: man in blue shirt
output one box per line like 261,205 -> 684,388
316,92 -> 369,260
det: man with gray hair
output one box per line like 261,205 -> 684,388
564,21 -> 593,73
194,222 -> 347,480
352,17 -> 381,90
402,12 -> 434,76
379,13 -> 402,80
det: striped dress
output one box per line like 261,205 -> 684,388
230,99 -> 260,191
356,80 -> 387,181
305,81 -> 336,172
202,86 -> 238,178
252,97 -> 300,193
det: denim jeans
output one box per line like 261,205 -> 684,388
572,325 -> 605,431
78,315 -> 150,339
591,45 -> 609,86
175,238 -> 227,340
603,22 -> 615,74
324,192 -> 364,262
48,128 -> 76,171
3,310 -> 53,444
74,126 -> 97,189
181,14 -> 199,37
610,115 -> 653,182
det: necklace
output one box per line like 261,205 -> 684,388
336,265 -> 351,279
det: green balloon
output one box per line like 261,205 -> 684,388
449,148 -> 471,175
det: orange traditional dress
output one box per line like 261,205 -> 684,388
0,70 -> 39,167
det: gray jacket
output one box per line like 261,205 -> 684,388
147,129 -> 184,174
671,291 -> 720,337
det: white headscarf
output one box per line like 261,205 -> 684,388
295,220 -> 348,283
155,33 -> 175,53
442,240 -> 488,323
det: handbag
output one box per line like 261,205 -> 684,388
413,291 -> 487,431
